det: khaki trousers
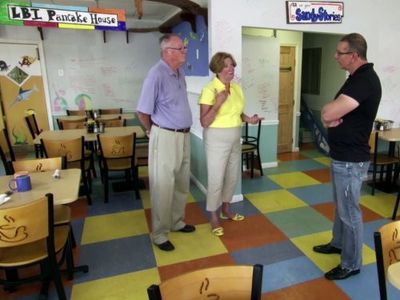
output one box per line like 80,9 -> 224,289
148,126 -> 191,244
203,127 -> 241,211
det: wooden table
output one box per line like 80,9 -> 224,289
377,128 -> 400,192
57,113 -> 135,122
0,169 -> 81,208
34,125 -> 145,143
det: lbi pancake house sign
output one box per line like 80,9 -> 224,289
0,1 -> 126,31
286,1 -> 344,24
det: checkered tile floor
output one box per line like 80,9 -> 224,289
2,144 -> 400,299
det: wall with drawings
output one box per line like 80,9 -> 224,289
42,29 -> 161,115
241,34 -> 279,121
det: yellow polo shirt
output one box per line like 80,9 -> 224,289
198,77 -> 245,128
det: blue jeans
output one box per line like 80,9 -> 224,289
330,159 -> 370,271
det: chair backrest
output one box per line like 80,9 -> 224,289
0,195 -> 51,248
24,113 -> 41,139
41,136 -> 84,165
243,121 -> 262,145
66,109 -> 93,117
0,144 -> 13,175
0,128 -> 15,161
374,220 -> 400,300
97,133 -> 135,158
58,117 -> 87,130
147,264 -> 263,300
99,108 -> 122,115
12,157 -> 65,173
100,118 -> 126,128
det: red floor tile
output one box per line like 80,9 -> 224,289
157,253 -> 235,281
304,168 -> 331,183
220,214 -> 287,252
278,152 -> 308,161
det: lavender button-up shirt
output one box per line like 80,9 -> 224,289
136,59 -> 192,129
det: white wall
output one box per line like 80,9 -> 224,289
0,25 -> 161,114
209,0 -> 400,126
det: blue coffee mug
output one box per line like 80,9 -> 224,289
9,175 -> 32,192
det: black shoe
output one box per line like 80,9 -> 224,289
178,224 -> 196,233
313,243 -> 342,254
324,265 -> 360,280
156,241 -> 175,251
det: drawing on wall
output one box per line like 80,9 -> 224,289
75,93 -> 93,110
0,60 -> 10,71
19,55 -> 36,67
7,66 -> 28,84
173,15 -> 208,76
9,85 -> 37,108
52,87 -> 68,113
11,126 -> 27,144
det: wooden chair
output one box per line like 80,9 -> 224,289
58,117 -> 87,130
0,145 -> 13,175
0,194 -> 68,299
147,264 -> 263,300
242,120 -> 263,178
1,128 -> 16,162
66,109 -> 93,118
41,136 -> 92,205
24,113 -> 43,158
97,133 -> 140,203
369,131 -> 399,195
99,117 -> 126,128
374,221 -> 400,300
99,108 -> 123,115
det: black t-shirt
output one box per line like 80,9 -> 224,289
328,63 -> 382,162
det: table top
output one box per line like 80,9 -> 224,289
378,128 -> 400,142
57,113 -> 135,121
34,126 -> 145,143
0,169 -> 81,209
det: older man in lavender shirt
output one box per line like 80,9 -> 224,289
136,33 -> 195,251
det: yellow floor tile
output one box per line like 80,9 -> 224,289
292,231 -> 376,273
153,223 -> 227,267
268,172 -> 321,189
360,192 -> 397,218
71,268 -> 159,300
246,189 -> 307,213
81,210 -> 149,244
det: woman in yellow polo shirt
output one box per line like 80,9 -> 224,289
199,52 -> 263,236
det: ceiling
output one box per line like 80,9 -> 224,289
33,0 -> 208,32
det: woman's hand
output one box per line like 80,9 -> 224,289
214,89 -> 229,108
248,114 -> 264,124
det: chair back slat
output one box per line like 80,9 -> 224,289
98,134 -> 135,159
59,117 -> 87,130
41,137 -> 83,163
149,265 -> 263,300
0,196 -> 48,248
12,157 -> 64,173
99,108 -> 122,115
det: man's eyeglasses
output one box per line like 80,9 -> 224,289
335,50 -> 354,56
166,46 -> 188,52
